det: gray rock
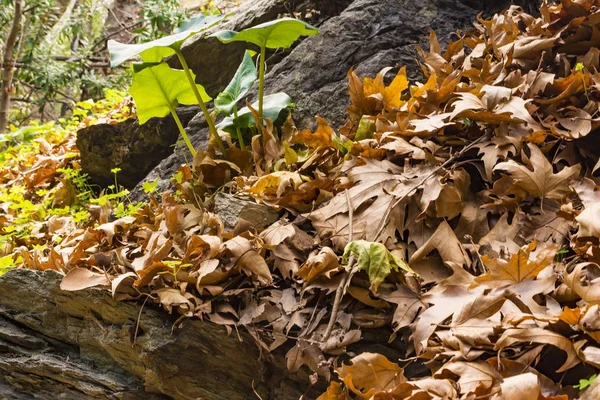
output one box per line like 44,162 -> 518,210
214,192 -> 280,231
0,269 -> 321,399
76,106 -> 198,189
132,0 -> 533,201
169,0 -> 353,97
263,0 -> 538,130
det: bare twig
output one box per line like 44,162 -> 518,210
322,189 -> 356,344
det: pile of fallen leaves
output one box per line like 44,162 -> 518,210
7,0 -> 600,398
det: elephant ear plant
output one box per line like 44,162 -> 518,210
211,18 -> 318,126
107,15 -> 318,166
213,51 -> 293,149
108,15 -> 227,157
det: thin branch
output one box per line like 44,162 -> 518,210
322,189 -> 355,344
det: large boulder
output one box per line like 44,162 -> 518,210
130,0 -> 536,200
0,269 -> 406,399
0,269 -> 321,399
76,106 -> 198,189
170,0 -> 354,97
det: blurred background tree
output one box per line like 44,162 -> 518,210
0,0 -> 235,130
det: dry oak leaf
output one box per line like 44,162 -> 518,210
494,327 -> 580,372
292,116 -> 335,149
494,143 -> 580,204
336,352 -> 405,398
410,220 -> 471,268
155,288 -> 193,314
259,221 -> 296,249
309,158 -> 438,249
475,241 -> 557,285
434,360 -> 500,396
60,267 -> 110,291
378,377 -> 457,399
564,262 -> 600,304
412,285 -> 505,353
296,247 -> 341,284
362,66 -> 409,111
317,381 -> 346,400
378,284 -> 426,333
499,372 -> 541,400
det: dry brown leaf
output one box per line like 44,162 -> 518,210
337,353 -> 405,398
476,241 -> 557,285
410,220 -> 471,267
60,267 -> 110,291
296,247 -> 341,284
494,143 -> 580,204
494,327 -> 580,372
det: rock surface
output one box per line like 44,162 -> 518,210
0,269 -> 322,399
214,192 -> 280,231
76,106 -> 198,189
131,0 -> 536,200
170,0 -> 354,97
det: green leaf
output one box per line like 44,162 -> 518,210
210,18 -> 318,50
108,14 -> 224,67
576,374 -> 597,390
216,92 -> 293,132
142,179 -> 160,194
215,51 -> 257,116
129,62 -> 211,124
342,240 -> 414,292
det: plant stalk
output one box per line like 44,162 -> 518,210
233,105 -> 245,150
257,45 -> 267,126
168,104 -> 196,157
174,48 -> 227,158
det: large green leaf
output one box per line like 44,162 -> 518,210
129,62 -> 211,124
108,14 -> 223,67
210,18 -> 318,49
214,51 -> 257,116
216,92 -> 293,132
343,240 -> 414,292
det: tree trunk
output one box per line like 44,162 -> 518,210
0,0 -> 23,134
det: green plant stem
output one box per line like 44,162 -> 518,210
174,48 -> 227,158
258,45 -> 266,126
233,105 -> 245,150
148,66 -> 197,156
168,104 -> 196,157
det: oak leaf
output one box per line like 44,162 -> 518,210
336,352 -> 405,398
494,143 -> 580,204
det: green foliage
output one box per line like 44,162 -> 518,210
0,254 -> 21,276
108,15 -> 223,67
0,90 -> 138,255
137,0 -> 189,41
142,179 -> 160,194
210,18 -> 318,50
129,62 -> 211,124
212,18 -> 317,124
214,51 -> 257,116
342,240 -> 413,292
217,92 -> 293,133
575,374 -> 597,390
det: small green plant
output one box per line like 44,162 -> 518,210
161,260 -> 192,284
211,18 -> 318,126
108,15 -> 226,157
575,62 -> 590,101
0,254 -> 21,276
575,374 -> 596,390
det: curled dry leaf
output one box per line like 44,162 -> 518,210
60,267 -> 110,291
